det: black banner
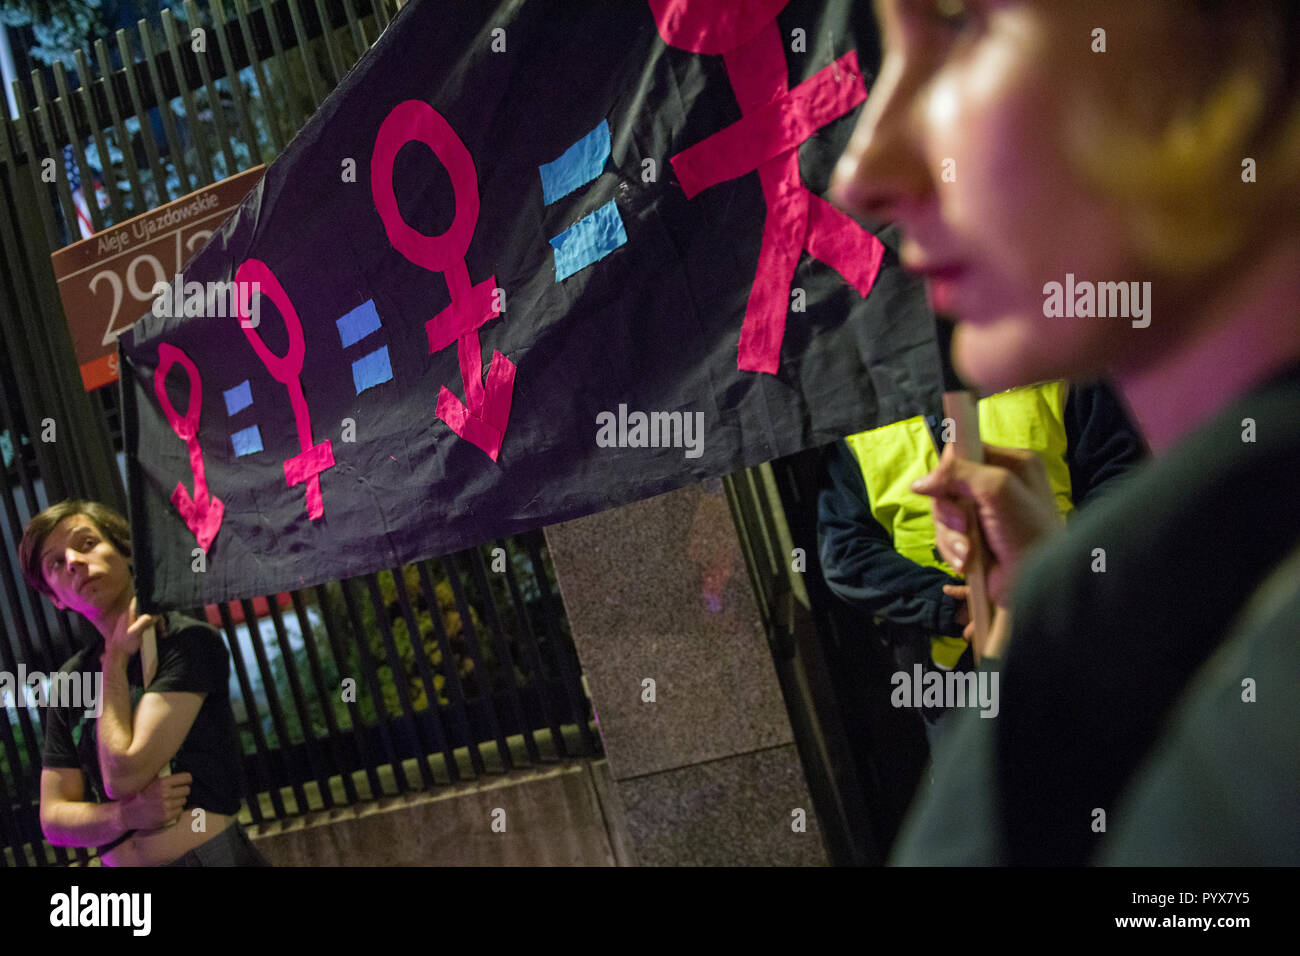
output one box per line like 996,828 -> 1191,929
120,0 -> 941,609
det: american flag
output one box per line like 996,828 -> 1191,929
63,144 -> 104,239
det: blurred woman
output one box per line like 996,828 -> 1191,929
831,0 -> 1300,863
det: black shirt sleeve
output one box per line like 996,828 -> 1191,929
41,697 -> 80,770
148,617 -> 230,696
144,616 -> 244,816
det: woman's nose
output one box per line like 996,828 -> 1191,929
830,55 -> 929,228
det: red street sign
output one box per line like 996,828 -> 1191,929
50,166 -> 266,392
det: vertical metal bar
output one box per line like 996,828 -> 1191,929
183,1 -> 238,177
25,73 -> 80,242
260,0 -> 309,136
216,602 -> 281,821
1,117 -> 127,513
138,20 -> 194,196
261,593 -> 332,809
0,107 -> 91,507
0,126 -> 80,538
725,473 -> 775,634
0,468 -> 68,703
0,500 -> 50,690
312,583 -> 382,798
0,767 -> 28,867
340,0 -> 369,59
362,573 -> 435,788
312,0 -> 345,88
70,53 -> 126,225
387,566 -> 458,783
441,555 -> 511,771
337,577 -> 409,793
496,537 -> 564,756
3,102 -> 61,251
372,0 -> 391,31
42,617 -> 74,672
0,687 -> 26,778
0,452 -> 43,651
742,467 -> 786,606
233,0 -> 286,155
208,0 -> 261,165
289,589 -> 358,805
92,40 -> 148,214
286,0 -> 326,108
527,534 -> 596,753
0,640 -> 45,810
414,560 -> 481,777
51,62 -> 106,234
465,547 -> 537,763
239,598 -> 309,813
0,173 -> 55,521
116,30 -> 171,204
0,711 -> 31,840
12,806 -> 47,866
161,9 -> 216,186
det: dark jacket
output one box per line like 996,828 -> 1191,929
893,361 -> 1300,864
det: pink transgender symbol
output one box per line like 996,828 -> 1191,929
155,342 -> 225,551
651,0 -> 886,375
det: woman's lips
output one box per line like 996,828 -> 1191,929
920,265 -> 968,316
900,244 -> 971,316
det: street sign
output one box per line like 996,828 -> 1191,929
50,165 -> 266,391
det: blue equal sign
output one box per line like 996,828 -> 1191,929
539,119 -> 611,204
335,299 -> 393,395
224,380 -> 263,457
550,201 -> 628,282
539,119 -> 628,280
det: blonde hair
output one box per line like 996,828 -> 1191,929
1069,0 -> 1300,273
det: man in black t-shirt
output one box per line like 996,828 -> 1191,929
21,500 -> 268,866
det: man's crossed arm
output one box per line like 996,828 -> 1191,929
39,768 -> 192,847
97,606 -> 206,798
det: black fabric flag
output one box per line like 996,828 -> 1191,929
120,0 -> 942,609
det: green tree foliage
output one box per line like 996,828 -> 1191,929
1,1 -> 108,68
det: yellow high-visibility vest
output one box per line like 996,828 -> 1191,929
845,382 -> 1073,668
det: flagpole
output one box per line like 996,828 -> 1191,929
941,390 -> 996,662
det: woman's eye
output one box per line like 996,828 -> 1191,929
897,0 -> 976,42
933,0 -> 972,32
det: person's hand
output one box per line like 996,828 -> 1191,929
944,583 -> 973,638
106,597 -> 160,659
117,773 -> 192,830
913,442 -> 1062,606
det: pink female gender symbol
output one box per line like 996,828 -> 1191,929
651,0 -> 887,375
371,99 -> 516,462
155,342 -> 225,551
236,259 -> 336,520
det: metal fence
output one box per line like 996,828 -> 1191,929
0,0 -> 598,867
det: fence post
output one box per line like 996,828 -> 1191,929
0,116 -> 125,511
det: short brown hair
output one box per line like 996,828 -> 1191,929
20,500 -> 132,598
